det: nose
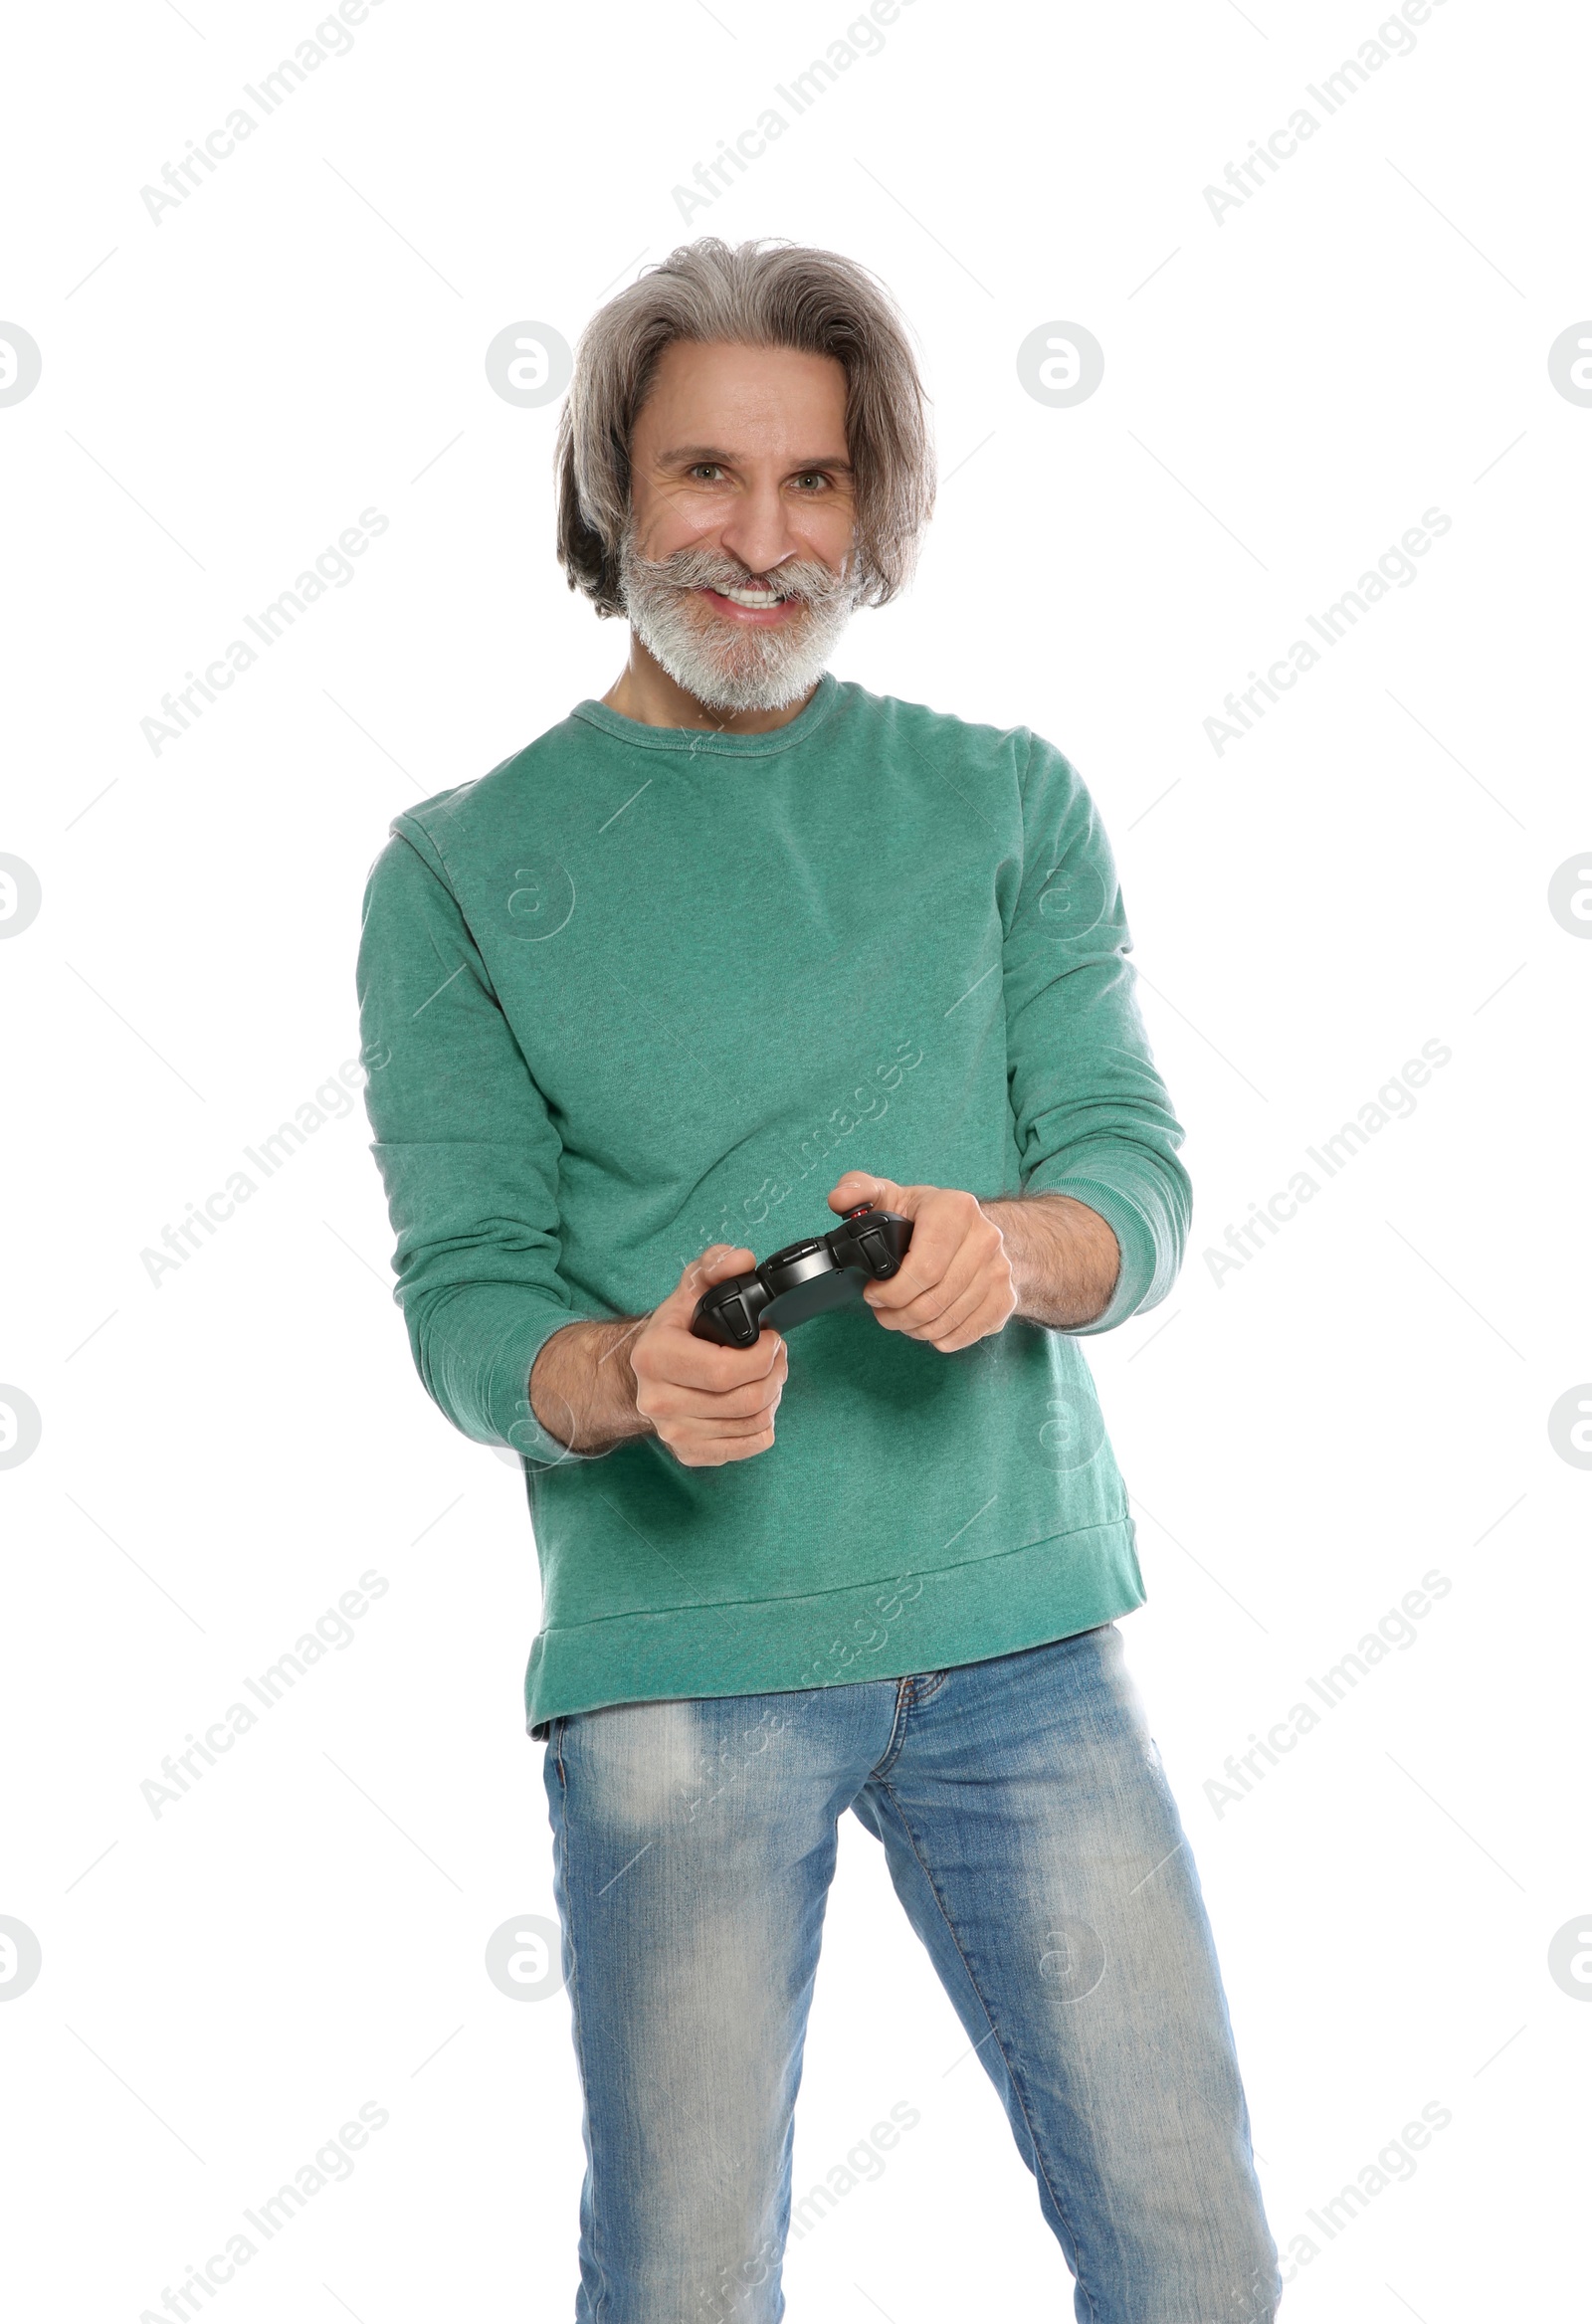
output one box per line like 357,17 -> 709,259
715,487 -> 803,583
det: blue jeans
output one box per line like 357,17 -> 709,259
542,1624 -> 1280,2323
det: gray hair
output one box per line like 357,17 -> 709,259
553,236 -> 935,619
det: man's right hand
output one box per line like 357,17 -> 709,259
527,1246 -> 787,1464
630,1247 -> 788,1466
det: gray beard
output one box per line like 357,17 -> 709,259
616,527 -> 861,715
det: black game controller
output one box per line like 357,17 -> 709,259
690,1204 -> 914,1349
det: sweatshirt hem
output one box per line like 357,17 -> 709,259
523,1512 -> 1144,1733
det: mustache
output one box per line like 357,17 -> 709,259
627,542 -> 851,606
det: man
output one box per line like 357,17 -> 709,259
356,236 -> 1279,2323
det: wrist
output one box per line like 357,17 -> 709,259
530,1315 -> 652,1456
607,1318 -> 646,1433
979,1194 -> 1048,1314
981,1192 -> 1120,1330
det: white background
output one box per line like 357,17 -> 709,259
2,0 -> 1587,2316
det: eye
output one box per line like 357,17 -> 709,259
688,462 -> 723,481
792,472 -> 829,491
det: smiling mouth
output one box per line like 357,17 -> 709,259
699,581 -> 791,609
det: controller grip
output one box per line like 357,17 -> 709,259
687,1210 -> 912,1345
830,1208 -> 913,1278
690,1273 -> 770,1348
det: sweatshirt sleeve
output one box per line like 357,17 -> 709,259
355,821 -> 604,1467
1000,731 -> 1193,1335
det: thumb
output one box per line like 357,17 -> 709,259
670,1243 -> 756,1314
827,1171 -> 903,1216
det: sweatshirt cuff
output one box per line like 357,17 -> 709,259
422,1286 -> 608,1469
1022,1173 -> 1163,1337
501,1304 -> 613,1469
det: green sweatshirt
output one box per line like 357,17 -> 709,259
354,672 -> 1191,1733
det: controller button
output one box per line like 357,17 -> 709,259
768,1238 -> 823,1267
843,1204 -> 874,1220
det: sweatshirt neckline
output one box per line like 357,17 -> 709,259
570,670 -> 840,756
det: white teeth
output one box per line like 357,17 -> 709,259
709,583 -> 786,607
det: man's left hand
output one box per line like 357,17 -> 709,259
827,1171 -> 1016,1352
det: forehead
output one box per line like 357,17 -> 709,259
633,339 -> 850,458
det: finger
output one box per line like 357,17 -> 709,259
677,1243 -> 756,1302
655,1322 -> 787,1392
867,1238 -> 988,1329
863,1218 -> 967,1309
676,1405 -> 784,1441
869,1255 -> 980,1329
868,1199 -> 999,1312
677,1426 -> 778,1467
862,1254 -> 931,1311
876,1265 -> 994,1343
652,1247 -> 758,1333
926,1288 -> 1014,1353
639,1340 -> 786,1412
645,1367 -> 787,1423
827,1169 -> 904,1217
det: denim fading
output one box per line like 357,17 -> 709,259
543,1622 -> 1280,2324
